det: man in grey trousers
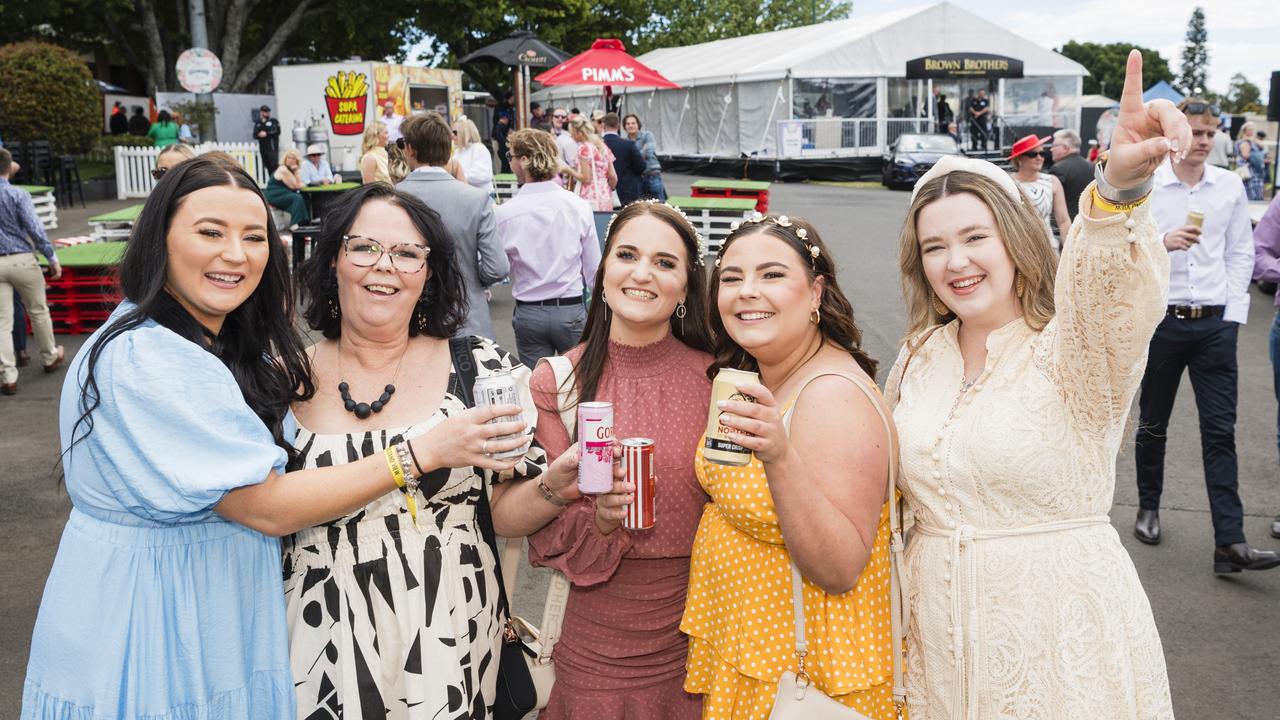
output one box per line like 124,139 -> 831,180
396,112 -> 508,340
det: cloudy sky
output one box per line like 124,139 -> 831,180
852,0 -> 1273,101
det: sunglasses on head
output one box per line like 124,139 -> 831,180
395,137 -> 405,149
151,167 -> 167,180
1181,101 -> 1221,117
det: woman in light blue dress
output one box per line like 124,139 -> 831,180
22,157 -> 534,719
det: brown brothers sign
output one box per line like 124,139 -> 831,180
906,53 -> 1024,79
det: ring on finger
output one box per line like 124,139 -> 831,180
482,439 -> 490,456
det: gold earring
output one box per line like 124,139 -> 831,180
1015,272 -> 1026,298
810,308 -> 820,325
932,294 -> 949,316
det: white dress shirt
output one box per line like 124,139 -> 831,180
300,157 -> 336,186
1151,160 -> 1253,323
454,143 -> 494,194
382,113 -> 403,143
494,181 -> 600,302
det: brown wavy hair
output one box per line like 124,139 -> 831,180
898,171 -> 1057,350
708,216 -> 878,380
567,202 -> 715,408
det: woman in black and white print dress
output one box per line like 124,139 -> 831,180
284,184 -> 582,719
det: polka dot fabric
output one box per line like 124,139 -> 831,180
680,400 -> 896,720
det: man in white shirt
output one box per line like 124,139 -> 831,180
551,107 -> 578,175
380,102 -> 403,143
1206,116 -> 1233,169
300,144 -> 339,186
1132,97 -> 1280,573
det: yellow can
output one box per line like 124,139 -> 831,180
703,368 -> 760,466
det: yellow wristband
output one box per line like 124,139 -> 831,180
1091,186 -> 1150,214
384,445 -> 406,488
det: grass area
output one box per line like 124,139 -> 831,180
804,179 -> 885,189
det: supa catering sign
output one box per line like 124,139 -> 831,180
905,53 -> 1024,79
324,71 -> 368,136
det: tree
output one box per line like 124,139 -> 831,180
0,41 -> 101,153
631,0 -> 851,54
1056,41 -> 1174,97
1223,72 -> 1263,114
1177,6 -> 1208,96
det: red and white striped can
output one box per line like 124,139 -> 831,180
622,438 -> 656,530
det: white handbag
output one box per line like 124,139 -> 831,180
495,354 -> 584,714
769,372 -> 908,720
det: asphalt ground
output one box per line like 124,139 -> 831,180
2,176 -> 1277,717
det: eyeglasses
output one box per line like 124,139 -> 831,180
1181,101 -> 1221,117
342,235 -> 430,273
553,114 -> 567,120
151,167 -> 167,180
506,151 -> 524,161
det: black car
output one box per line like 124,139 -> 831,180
882,133 -> 962,189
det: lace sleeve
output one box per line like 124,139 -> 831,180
1039,184 -> 1169,434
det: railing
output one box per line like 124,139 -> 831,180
777,118 -> 939,157
114,142 -> 269,199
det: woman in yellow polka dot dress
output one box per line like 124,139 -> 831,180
681,214 -> 897,720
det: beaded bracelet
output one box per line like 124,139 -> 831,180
393,442 -> 421,524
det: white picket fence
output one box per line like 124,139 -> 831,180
114,143 -> 269,199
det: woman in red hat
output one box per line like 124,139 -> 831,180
1008,134 -> 1071,251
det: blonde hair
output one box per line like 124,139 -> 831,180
453,117 -> 481,147
1240,121 -> 1256,138
568,117 -> 606,153
361,122 -> 387,154
507,129 -> 560,181
898,171 -> 1057,347
157,143 -> 196,163
279,148 -> 302,168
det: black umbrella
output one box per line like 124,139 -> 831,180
459,31 -> 570,69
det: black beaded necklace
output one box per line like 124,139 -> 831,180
337,341 -> 406,420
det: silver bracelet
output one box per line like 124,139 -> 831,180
394,443 -> 420,496
1094,157 -> 1154,202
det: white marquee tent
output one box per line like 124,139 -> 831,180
534,2 -> 1088,160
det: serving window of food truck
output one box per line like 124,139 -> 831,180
408,85 -> 450,115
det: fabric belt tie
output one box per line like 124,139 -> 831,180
914,515 -> 1111,719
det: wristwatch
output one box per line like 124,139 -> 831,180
538,478 -> 571,507
1094,153 -> 1154,202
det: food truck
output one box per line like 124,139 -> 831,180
271,61 -> 464,172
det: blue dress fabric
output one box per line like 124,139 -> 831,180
23,303 -> 296,719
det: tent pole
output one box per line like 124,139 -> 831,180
758,78 -> 786,156
710,80 -> 735,158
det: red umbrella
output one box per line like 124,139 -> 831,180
534,39 -> 679,88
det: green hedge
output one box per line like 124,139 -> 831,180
0,41 -> 100,154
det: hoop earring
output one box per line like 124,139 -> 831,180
810,308 -> 820,325
932,294 -> 949,316
1015,272 -> 1026,298
675,301 -> 687,335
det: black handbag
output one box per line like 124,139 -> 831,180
448,336 -> 538,720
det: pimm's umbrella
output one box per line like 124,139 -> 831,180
534,39 -> 679,89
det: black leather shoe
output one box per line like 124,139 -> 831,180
1214,543 -> 1280,574
1134,509 -> 1160,545
1271,517 -> 1280,540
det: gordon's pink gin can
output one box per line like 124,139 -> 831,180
577,402 -> 615,494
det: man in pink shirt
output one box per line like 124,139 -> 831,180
495,129 -> 600,367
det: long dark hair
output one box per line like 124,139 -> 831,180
707,216 -> 878,379
570,202 -> 715,406
297,182 -> 468,339
70,156 -> 315,462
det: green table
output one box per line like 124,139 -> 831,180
493,173 -> 518,204
19,185 -> 58,230
89,203 -> 145,241
300,182 -> 361,193
41,241 -> 128,267
667,196 -> 756,255
691,178 -> 772,212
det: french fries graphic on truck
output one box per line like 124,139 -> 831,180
324,71 -> 368,135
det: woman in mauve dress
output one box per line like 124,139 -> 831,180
524,201 -> 715,719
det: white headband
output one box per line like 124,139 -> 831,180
911,155 -> 1022,204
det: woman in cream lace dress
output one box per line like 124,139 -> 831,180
885,53 -> 1187,719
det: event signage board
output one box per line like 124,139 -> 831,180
176,48 -> 223,93
905,53 -> 1024,79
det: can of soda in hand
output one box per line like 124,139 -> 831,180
622,438 -> 656,530
577,402 -> 615,494
473,371 -> 526,459
703,368 -> 760,466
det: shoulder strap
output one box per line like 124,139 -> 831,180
783,370 -> 907,713
539,354 -> 578,439
450,336 -> 516,621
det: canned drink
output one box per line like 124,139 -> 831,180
703,368 -> 760,466
473,371 -> 526,459
577,402 -> 615,494
622,438 -> 656,529
1186,211 -> 1204,228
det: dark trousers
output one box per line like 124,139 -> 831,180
512,301 -> 585,369
12,291 -> 25,352
260,142 -> 279,173
1270,312 -> 1280,463
1135,312 -> 1245,546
